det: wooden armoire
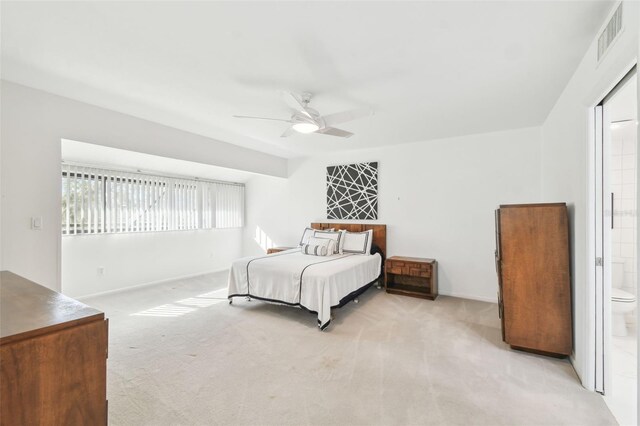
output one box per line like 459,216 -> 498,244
495,203 -> 572,357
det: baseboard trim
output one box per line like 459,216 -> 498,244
439,291 -> 497,303
74,268 -> 230,300
75,273 -> 498,304
568,354 -> 590,391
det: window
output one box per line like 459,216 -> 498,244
61,164 -> 244,235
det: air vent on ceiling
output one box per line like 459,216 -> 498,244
597,3 -> 623,62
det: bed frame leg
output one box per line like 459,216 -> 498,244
228,298 -> 233,305
354,298 -> 359,304
245,296 -> 252,302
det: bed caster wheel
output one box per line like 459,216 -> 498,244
246,296 -> 252,302
354,298 -> 359,304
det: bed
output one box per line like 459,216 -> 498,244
227,223 -> 387,330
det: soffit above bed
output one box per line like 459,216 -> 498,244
1,1 -> 613,158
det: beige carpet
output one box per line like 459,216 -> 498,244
83,271 -> 617,426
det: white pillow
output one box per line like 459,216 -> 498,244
299,227 -> 333,246
298,227 -> 315,246
308,236 -> 336,255
336,229 -> 347,253
313,230 -> 343,254
342,230 -> 373,255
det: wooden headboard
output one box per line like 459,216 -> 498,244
311,223 -> 387,259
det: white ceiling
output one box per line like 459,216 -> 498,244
2,1 -> 613,159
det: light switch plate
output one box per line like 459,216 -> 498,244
31,217 -> 42,230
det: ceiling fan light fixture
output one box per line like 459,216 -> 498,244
235,92 -> 365,138
292,122 -> 319,134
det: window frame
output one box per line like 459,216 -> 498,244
61,163 -> 244,236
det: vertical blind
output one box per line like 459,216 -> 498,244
61,164 -> 244,235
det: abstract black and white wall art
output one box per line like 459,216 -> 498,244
326,162 -> 378,220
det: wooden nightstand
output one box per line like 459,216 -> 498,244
385,256 -> 438,300
267,246 -> 295,254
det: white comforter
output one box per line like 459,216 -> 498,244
228,249 -> 381,329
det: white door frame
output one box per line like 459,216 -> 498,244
594,103 -> 606,394
589,66 -> 637,394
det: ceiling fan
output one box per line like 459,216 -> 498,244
233,92 -> 372,138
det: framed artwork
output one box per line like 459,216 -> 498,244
326,162 -> 378,220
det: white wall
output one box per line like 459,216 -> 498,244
0,81 -> 287,291
541,1 -> 639,389
62,229 -> 241,299
243,174 -> 290,257
244,126 -> 542,302
0,81 -> 3,272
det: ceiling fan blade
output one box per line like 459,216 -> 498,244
233,115 -> 292,123
281,127 -> 295,138
282,92 -> 312,118
316,127 -> 354,138
322,108 -> 374,127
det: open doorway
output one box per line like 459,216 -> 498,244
593,68 -> 637,425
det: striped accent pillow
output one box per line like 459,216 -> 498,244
313,230 -> 344,254
308,236 -> 336,254
300,244 -> 329,256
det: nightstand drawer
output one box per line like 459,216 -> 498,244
409,267 -> 430,278
388,263 -> 431,277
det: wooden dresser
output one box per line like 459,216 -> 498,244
495,203 -> 572,357
385,256 -> 438,300
0,271 -> 108,425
